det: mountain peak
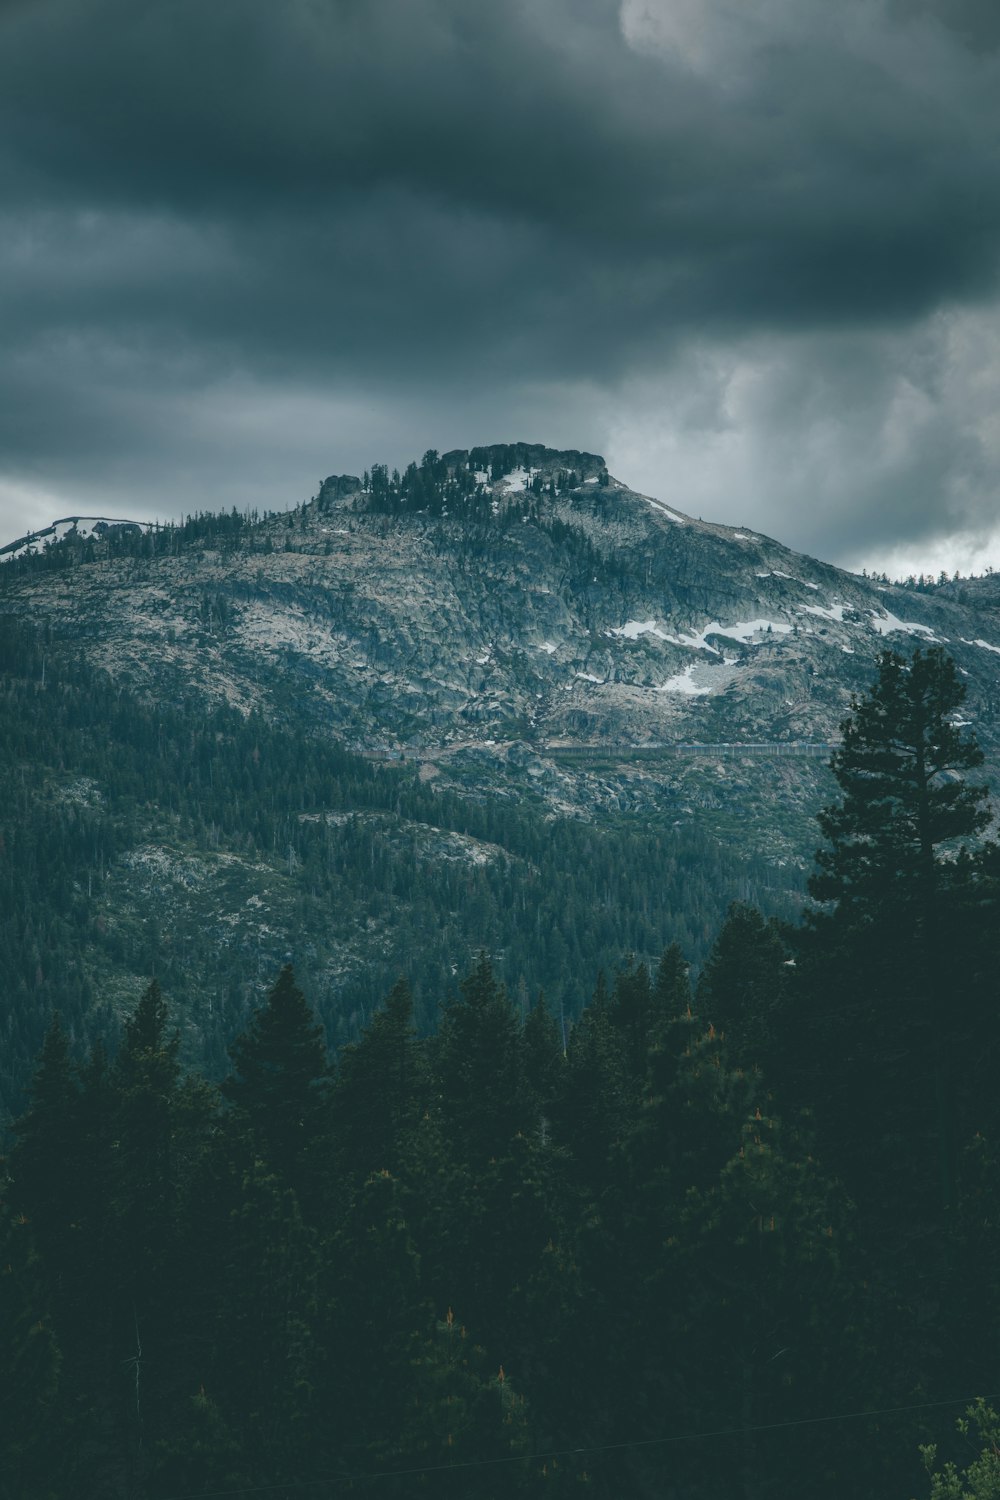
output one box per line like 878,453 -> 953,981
4,442 -> 1000,781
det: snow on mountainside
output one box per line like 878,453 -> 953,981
4,442 -> 1000,834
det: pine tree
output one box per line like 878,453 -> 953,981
579,998 -> 861,1498
199,1161 -> 319,1482
609,958 -> 653,1084
651,941 -> 691,1020
106,982 -> 210,1478
0,1187 -> 66,1497
222,965 -> 330,1204
111,980 -> 183,1291
695,904 -> 789,1073
810,647 -> 988,920
9,1016 -> 82,1292
315,1167 -> 428,1469
330,977 -> 424,1184
520,992 -> 564,1138
551,977 -> 628,1192
431,954 -> 527,1167
800,647 -> 991,1211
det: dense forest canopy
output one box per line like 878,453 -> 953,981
4,646 -> 1000,1498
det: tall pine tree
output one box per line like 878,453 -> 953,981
798,647 -> 991,1211
223,965 -> 330,1208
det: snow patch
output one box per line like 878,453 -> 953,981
609,619 -> 673,642
501,467 -> 538,493
712,618 -> 793,643
658,664 -> 712,696
575,672 -> 605,684
644,496 -> 686,523
799,602 -> 847,623
961,637 -> 1000,656
538,641 -> 558,655
869,610 -> 940,640
608,616 -> 793,652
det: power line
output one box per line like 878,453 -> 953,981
159,1388 -> 1000,1499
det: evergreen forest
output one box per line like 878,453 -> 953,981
6,647 -> 1000,1497
0,615 -> 794,1121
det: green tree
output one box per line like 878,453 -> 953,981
696,904 -> 789,1073
520,993 -> 564,1138
917,1400 -> 1000,1499
810,648 -> 988,919
223,965 -> 330,1205
0,1190 -> 65,1499
107,983 -> 217,1479
609,958 -> 653,1083
8,1016 -> 82,1295
111,982 -> 184,1297
551,976 -> 628,1192
330,977 -> 425,1184
799,648 -> 991,1211
651,941 -> 692,1020
314,1167 -> 428,1473
431,954 -> 527,1167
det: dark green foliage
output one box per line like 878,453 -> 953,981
609,957 -> 654,1083
652,939 -> 692,1017
6,649 -> 1000,1498
0,1190 -> 64,1499
915,1400 -> 1000,1499
795,648 -> 993,1212
330,976 -> 425,1183
1,917 -> 997,1498
696,902 -> 790,1071
521,992 -> 565,1132
810,647 -> 989,916
431,953 -> 529,1166
9,1016 -> 82,1280
108,980 -> 185,1316
552,974 -> 629,1191
222,964 -> 330,1199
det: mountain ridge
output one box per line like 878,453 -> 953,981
6,442 -> 999,769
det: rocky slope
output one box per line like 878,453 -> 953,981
6,441 -> 1000,799
3,442 -> 1000,1103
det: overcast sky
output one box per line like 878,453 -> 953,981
3,0 -> 1000,577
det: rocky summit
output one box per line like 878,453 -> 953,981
3,441 -> 1000,1099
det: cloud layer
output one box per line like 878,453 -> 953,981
2,0 -> 1000,570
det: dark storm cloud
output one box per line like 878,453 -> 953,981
2,0 -> 1000,565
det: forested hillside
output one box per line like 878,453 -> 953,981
10,442 -> 1000,1121
0,615 -> 796,1120
5,648 -> 1000,1498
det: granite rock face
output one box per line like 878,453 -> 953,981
5,442 -> 1000,836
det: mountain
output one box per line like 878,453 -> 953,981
2,441 -> 998,1111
